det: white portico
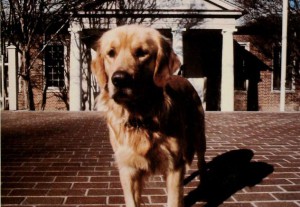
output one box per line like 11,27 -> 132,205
68,0 -> 243,111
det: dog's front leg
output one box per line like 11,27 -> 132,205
119,167 -> 143,207
166,166 -> 185,207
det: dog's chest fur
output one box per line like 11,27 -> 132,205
106,107 -> 182,174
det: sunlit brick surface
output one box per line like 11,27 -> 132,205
1,112 -> 300,206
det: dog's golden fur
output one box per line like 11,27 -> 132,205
92,25 -> 206,207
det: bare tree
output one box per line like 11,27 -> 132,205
236,0 -> 299,60
0,0 -> 112,110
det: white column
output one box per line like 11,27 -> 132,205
171,28 -> 185,73
7,45 -> 18,110
279,0 -> 289,112
69,23 -> 82,111
1,55 -> 5,109
221,29 -> 236,111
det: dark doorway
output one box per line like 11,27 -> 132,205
183,29 -> 222,111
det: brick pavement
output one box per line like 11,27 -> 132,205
1,111 -> 300,207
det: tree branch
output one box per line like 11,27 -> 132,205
28,17 -> 70,71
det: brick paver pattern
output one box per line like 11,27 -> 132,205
1,111 -> 300,207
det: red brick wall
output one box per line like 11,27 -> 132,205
234,91 -> 247,111
35,91 -> 68,111
234,35 -> 273,67
258,71 -> 300,111
18,87 -> 68,111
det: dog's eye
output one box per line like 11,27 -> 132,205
107,49 -> 116,58
135,48 -> 148,58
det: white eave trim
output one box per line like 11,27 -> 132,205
75,9 -> 243,17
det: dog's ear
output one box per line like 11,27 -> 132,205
154,36 -> 181,87
91,40 -> 108,90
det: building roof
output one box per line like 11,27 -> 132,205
74,0 -> 244,18
205,0 -> 243,11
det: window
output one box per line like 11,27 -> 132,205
234,42 -> 250,91
273,46 -> 293,91
45,45 -> 65,88
234,57 -> 247,91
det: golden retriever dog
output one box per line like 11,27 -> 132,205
92,24 -> 206,207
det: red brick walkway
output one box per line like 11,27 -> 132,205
1,111 -> 300,207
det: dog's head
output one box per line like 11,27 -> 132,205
92,25 -> 181,108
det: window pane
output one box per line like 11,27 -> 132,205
45,45 -> 65,88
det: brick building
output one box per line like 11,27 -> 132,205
2,0 -> 299,111
233,33 -> 300,111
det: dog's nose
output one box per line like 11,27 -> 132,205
111,71 -> 132,88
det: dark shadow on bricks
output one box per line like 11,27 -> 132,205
184,149 -> 274,207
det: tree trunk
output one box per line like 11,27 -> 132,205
27,77 -> 35,110
21,48 -> 35,110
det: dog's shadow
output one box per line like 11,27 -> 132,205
184,149 -> 274,207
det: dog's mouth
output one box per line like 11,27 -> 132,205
112,87 -> 135,104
